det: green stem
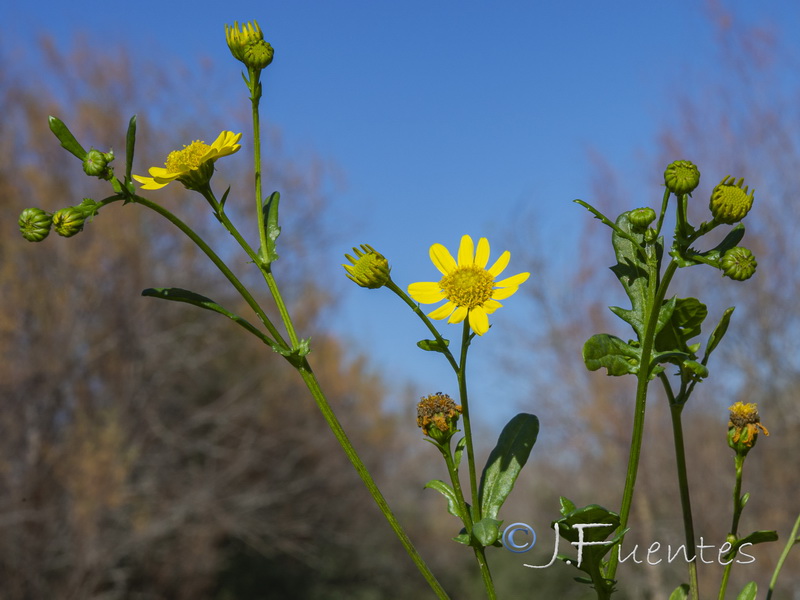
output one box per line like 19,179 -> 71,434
473,546 -> 496,600
457,321 -> 480,520
441,442 -> 473,531
296,361 -> 451,599
131,194 -> 283,350
767,512 -> 800,599
718,454 -> 745,600
669,402 -> 700,600
606,258 -> 678,581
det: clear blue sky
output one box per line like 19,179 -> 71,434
7,1 -> 800,425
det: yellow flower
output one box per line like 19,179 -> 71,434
133,131 -> 242,191
408,235 -> 529,336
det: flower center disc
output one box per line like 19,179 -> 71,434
165,141 -> 210,173
440,266 -> 494,309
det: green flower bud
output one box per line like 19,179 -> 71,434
727,402 -> 768,456
629,207 -> 656,231
710,176 -> 754,224
720,247 -> 757,281
343,244 -> 391,289
82,148 -> 114,180
244,40 -> 274,70
664,160 -> 701,195
417,393 -> 462,445
19,207 -> 53,242
52,206 -> 87,238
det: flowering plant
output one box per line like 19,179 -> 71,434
15,19 -> 800,600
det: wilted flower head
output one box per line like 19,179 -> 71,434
417,393 -> 462,444
728,401 -> 769,455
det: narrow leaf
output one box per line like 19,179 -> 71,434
48,116 -> 87,160
705,307 -> 735,359
125,115 -> 136,179
479,413 -> 539,520
669,584 -> 690,600
453,437 -> 466,469
417,338 -> 450,353
424,479 -> 463,519
261,191 -> 281,264
735,581 -> 757,600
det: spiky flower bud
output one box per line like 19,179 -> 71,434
52,206 -> 88,237
417,393 -> 462,445
727,401 -> 768,456
664,160 -> 700,195
343,244 -> 391,289
720,247 -> 757,281
19,207 -> 53,242
629,207 -> 656,232
82,148 -> 114,180
710,176 -> 754,224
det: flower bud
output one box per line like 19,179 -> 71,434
82,148 -> 114,180
720,247 -> 757,281
52,206 -> 87,238
727,401 -> 768,456
664,160 -> 700,195
244,40 -> 274,70
710,176 -> 754,224
343,244 -> 391,289
19,207 -> 53,242
629,207 -> 656,231
417,393 -> 462,445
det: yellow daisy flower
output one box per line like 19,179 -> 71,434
408,235 -> 529,336
133,131 -> 242,191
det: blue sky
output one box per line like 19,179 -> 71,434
7,1 -> 800,426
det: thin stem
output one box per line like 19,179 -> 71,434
718,454 -> 745,600
457,320 -> 480,520
473,546 -> 496,600
670,402 -> 700,600
131,194 -> 284,350
767,512 -> 800,599
606,258 -> 678,581
296,361 -> 450,599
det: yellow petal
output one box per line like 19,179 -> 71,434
132,174 -> 169,190
429,302 -> 456,320
448,306 -> 468,324
492,286 -> 518,301
430,243 -> 457,275
408,282 -> 446,303
468,306 -> 490,335
495,272 -> 529,288
147,166 -> 174,178
482,299 -> 502,314
488,250 -> 510,277
475,237 -> 490,268
457,235 -> 475,266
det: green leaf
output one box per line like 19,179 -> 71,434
417,338 -> 450,353
261,191 -> 281,265
582,333 -> 640,376
735,581 -> 757,600
125,115 -> 136,180
473,517 -> 503,547
608,211 -> 655,340
48,116 -> 87,160
655,297 -> 707,357
705,307 -> 735,359
669,584 -> 690,600
559,496 -> 577,517
723,530 -> 779,560
424,479 -> 463,519
453,437 -> 466,469
478,413 -> 539,521
142,288 -> 279,352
